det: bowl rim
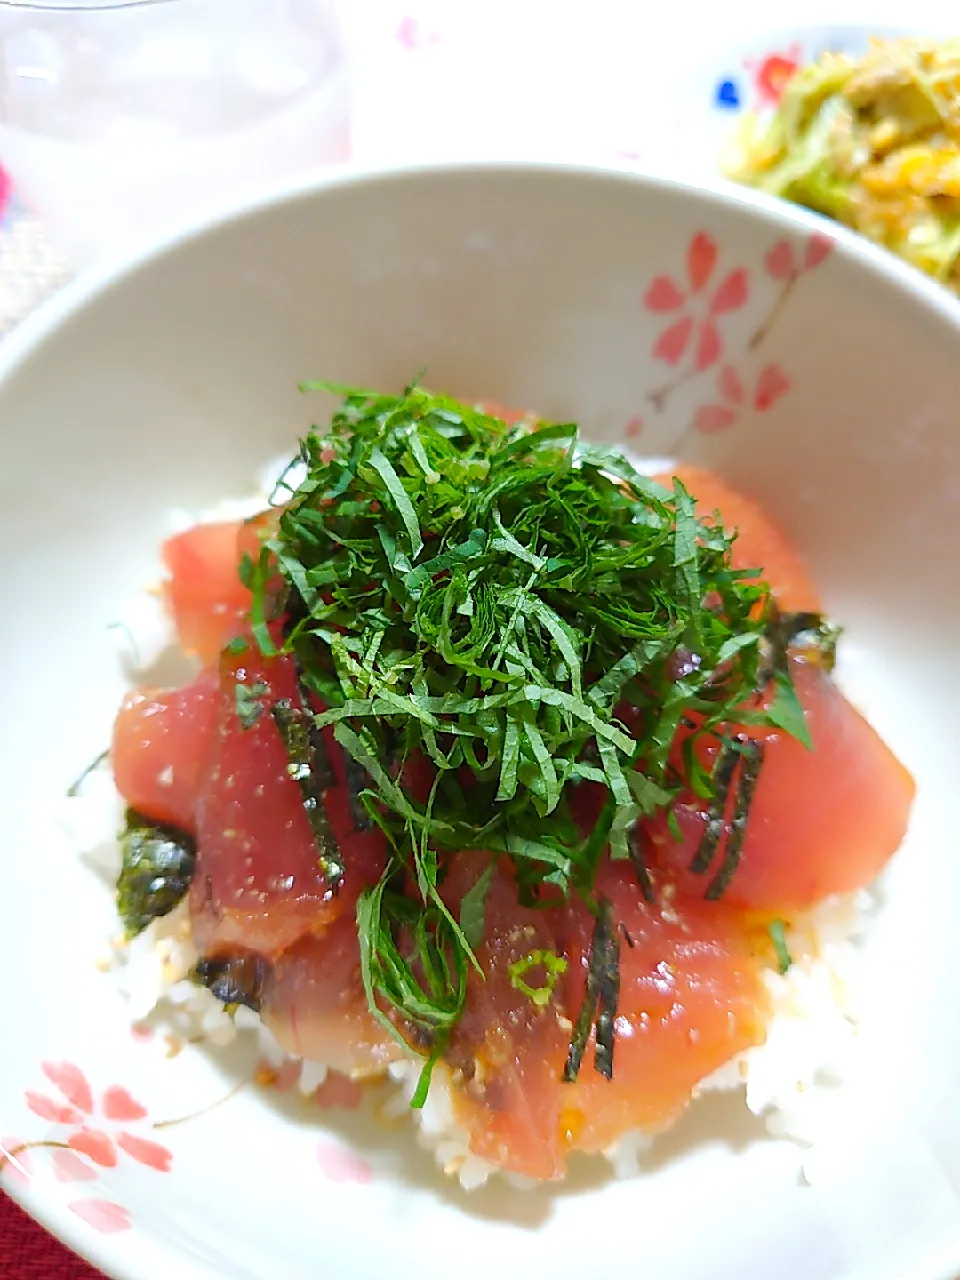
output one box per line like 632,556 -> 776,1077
4,155 -> 960,389
1,157 -> 959,1280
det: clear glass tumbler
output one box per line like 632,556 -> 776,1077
0,0 -> 350,267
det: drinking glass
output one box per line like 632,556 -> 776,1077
0,0 -> 350,266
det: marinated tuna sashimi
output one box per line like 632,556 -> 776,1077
108,384 -> 914,1183
642,658 -> 915,912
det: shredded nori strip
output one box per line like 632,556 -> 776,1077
627,826 -> 655,903
344,754 -> 375,831
192,955 -> 270,1013
116,809 -> 197,939
788,615 -> 841,673
291,655 -> 335,790
563,958 -> 600,1082
705,740 -> 766,900
689,738 -> 742,874
761,608 -> 841,685
593,903 -> 620,1080
269,698 -> 344,888
563,898 -> 618,1083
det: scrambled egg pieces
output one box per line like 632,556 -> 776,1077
725,37 -> 960,290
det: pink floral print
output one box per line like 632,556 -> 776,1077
634,226 -> 835,440
1,1060 -> 174,1236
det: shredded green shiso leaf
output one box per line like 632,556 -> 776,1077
769,918 -> 793,976
237,380 -> 819,1093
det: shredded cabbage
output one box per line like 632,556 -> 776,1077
725,37 -> 960,289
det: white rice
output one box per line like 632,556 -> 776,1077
64,731 -> 872,1190
63,457 -> 878,1189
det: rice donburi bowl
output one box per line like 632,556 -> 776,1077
0,164 -> 957,1280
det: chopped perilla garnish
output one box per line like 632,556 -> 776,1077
244,382 -> 810,1085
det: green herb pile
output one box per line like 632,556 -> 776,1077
238,382 -> 813,1097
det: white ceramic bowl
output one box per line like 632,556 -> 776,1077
0,163 -> 958,1280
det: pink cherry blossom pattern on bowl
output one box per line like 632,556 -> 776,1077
636,226 -> 834,440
